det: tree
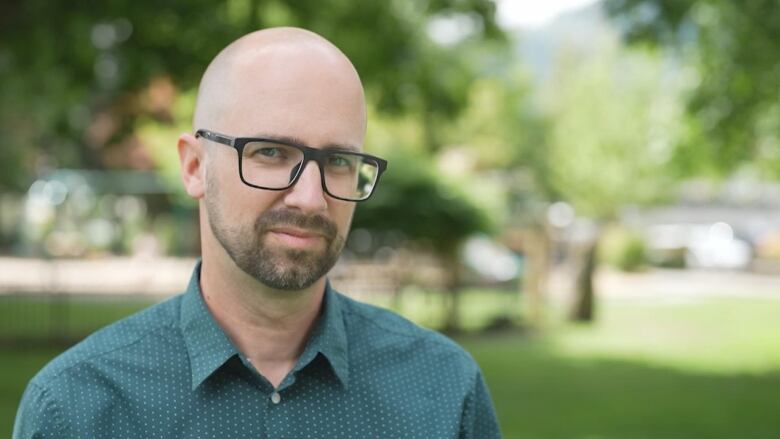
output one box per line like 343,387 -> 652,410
540,35 -> 685,321
0,0 -> 504,190
440,62 -> 552,328
351,150 -> 494,331
604,0 -> 780,178
0,0 -> 514,330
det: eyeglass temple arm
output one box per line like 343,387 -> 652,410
195,130 -> 235,146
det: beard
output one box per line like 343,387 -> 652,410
205,176 -> 345,291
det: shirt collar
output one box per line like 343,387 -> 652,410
180,262 -> 240,390
179,262 -> 350,390
293,280 -> 350,388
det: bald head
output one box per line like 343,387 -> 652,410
193,27 -> 366,143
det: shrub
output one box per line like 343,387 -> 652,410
599,226 -> 647,272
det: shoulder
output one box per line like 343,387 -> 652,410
29,294 -> 182,388
336,292 -> 478,373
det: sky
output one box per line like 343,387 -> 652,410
495,0 -> 601,29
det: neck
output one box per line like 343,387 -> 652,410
199,252 -> 326,388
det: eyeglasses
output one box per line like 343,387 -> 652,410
195,129 -> 387,202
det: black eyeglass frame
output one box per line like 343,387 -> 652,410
195,129 -> 388,202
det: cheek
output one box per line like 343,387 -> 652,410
208,164 -> 280,222
329,201 -> 356,236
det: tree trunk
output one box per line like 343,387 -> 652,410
442,251 -> 462,333
521,226 -> 549,328
569,240 -> 598,322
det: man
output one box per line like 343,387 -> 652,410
14,27 -> 500,438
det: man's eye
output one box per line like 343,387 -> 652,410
258,147 -> 284,158
329,156 -> 350,167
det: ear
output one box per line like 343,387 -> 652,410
177,133 -> 206,199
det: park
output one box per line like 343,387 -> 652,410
2,0 -> 780,437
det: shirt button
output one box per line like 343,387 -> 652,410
270,392 -> 281,404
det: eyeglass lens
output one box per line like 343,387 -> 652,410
241,141 -> 380,200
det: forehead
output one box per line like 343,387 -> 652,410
216,45 -> 366,150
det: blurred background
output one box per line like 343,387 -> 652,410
2,0 -> 780,437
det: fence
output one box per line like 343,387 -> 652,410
0,257 -> 194,346
0,255 -> 520,346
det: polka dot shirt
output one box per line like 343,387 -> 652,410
14,263 -> 500,438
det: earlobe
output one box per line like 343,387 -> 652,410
177,133 -> 206,199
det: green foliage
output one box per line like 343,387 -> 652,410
605,0 -> 780,179
136,90 -> 198,206
598,226 -> 647,271
541,39 -> 683,217
359,85 -> 511,257
351,150 -> 494,255
447,69 -> 546,170
0,0 -> 504,189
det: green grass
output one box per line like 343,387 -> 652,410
2,294 -> 780,438
0,348 -> 61,431
0,295 -> 158,341
462,297 -> 780,438
370,287 -> 522,330
0,289 -> 517,341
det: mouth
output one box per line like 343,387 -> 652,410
267,227 -> 327,249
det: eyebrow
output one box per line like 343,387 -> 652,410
250,132 -> 360,152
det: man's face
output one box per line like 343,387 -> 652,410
201,47 -> 366,290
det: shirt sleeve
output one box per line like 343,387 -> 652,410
13,381 -> 66,439
459,369 -> 501,439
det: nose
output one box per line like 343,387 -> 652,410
283,160 -> 328,213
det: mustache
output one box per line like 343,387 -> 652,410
255,209 -> 337,239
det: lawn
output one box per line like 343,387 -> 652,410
462,297 -> 780,438
0,294 -> 157,342
2,293 -> 780,438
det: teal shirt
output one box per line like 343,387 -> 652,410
14,264 -> 500,438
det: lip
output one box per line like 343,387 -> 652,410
267,227 -> 326,249
268,227 -> 324,239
